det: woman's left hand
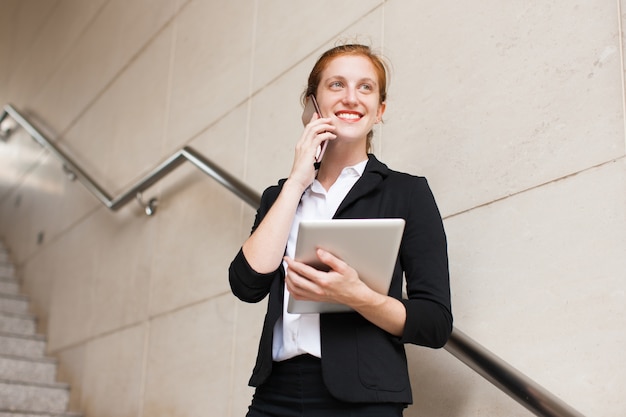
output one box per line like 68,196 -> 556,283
283,248 -> 372,308
284,248 -> 407,336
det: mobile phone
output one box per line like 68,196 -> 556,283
301,94 -> 328,168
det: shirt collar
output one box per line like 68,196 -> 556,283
309,158 -> 368,194
346,158 -> 368,177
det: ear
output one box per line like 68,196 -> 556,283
376,102 -> 386,123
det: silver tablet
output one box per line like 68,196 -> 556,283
287,218 -> 405,314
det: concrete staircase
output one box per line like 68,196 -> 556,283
0,242 -> 80,417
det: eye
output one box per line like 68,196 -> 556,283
359,83 -> 374,92
329,81 -> 343,89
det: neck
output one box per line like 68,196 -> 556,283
316,144 -> 368,190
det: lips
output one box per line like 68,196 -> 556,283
335,110 -> 363,122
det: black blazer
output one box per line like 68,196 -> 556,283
229,155 -> 452,404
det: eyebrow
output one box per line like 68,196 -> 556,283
324,75 -> 378,86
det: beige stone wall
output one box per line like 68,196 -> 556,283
1,0 -> 624,416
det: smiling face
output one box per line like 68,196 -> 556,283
315,55 -> 386,151
303,44 -> 388,153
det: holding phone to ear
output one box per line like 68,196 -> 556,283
301,94 -> 328,168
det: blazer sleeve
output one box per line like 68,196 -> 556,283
398,177 -> 453,348
228,184 -> 284,303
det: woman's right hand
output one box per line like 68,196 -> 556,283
241,114 -> 335,274
287,113 -> 336,189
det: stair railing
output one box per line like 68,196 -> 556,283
0,104 -> 259,215
0,103 -> 586,417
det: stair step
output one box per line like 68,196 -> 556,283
0,411 -> 81,417
0,265 -> 15,280
0,379 -> 70,414
0,281 -> 20,295
0,293 -> 30,315
0,243 -> 77,416
0,354 -> 57,384
0,333 -> 46,358
0,312 -> 36,336
0,412 -> 81,417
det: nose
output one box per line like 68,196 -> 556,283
342,86 -> 358,106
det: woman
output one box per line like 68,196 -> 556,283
229,44 -> 452,416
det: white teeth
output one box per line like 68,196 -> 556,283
337,113 -> 361,120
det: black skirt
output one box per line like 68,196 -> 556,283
246,354 -> 405,417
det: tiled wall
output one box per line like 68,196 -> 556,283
1,1 -> 624,416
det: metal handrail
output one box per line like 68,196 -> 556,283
0,103 -> 585,416
446,328 -> 585,417
0,104 -> 259,214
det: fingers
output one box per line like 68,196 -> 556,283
301,115 -> 335,155
315,248 -> 347,273
301,116 -> 336,154
283,252 -> 354,303
288,117 -> 336,187
284,257 -> 325,300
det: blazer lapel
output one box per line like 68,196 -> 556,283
334,154 -> 389,218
